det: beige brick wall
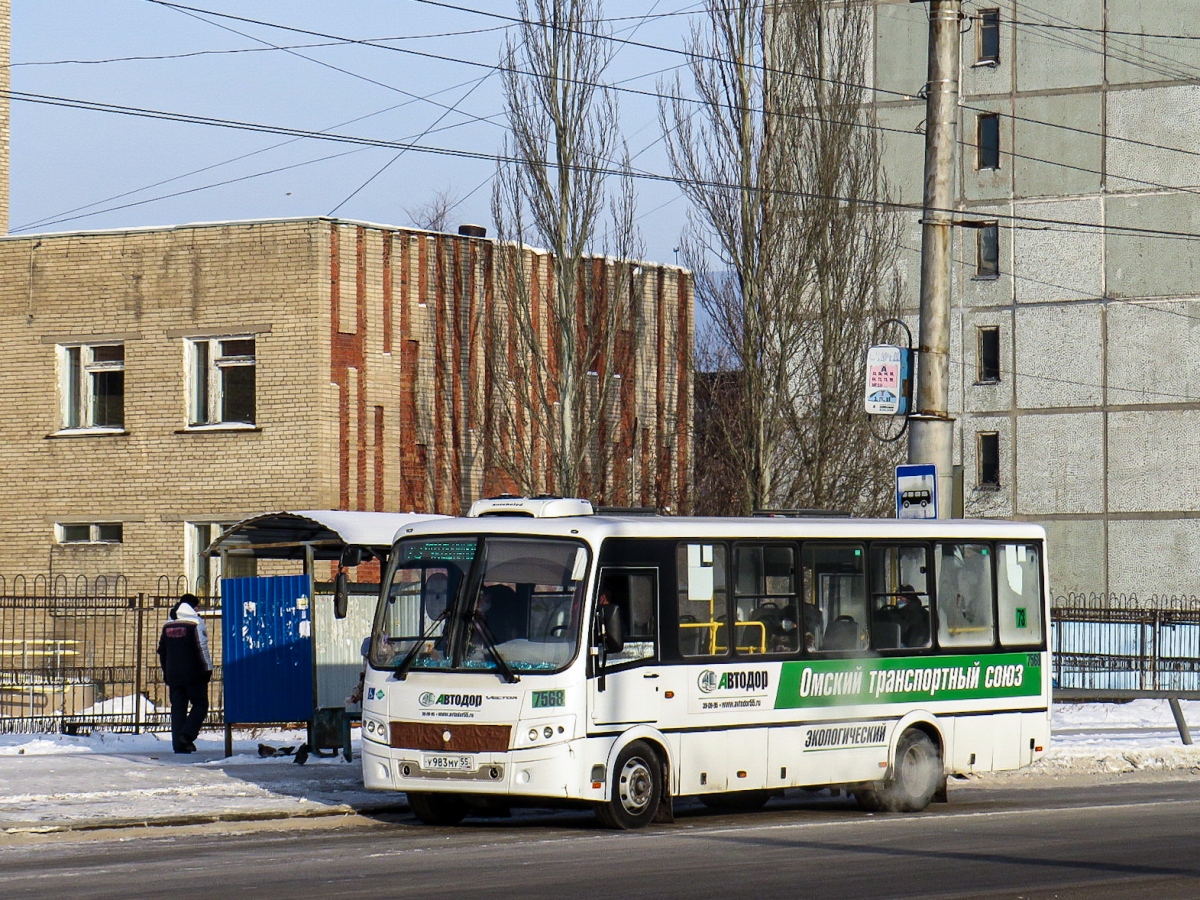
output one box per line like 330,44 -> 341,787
0,220 -> 333,591
0,218 -> 693,594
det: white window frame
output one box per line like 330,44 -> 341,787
186,336 -> 256,427
57,342 -> 125,432
57,522 -> 123,544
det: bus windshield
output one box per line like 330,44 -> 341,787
370,535 -> 589,674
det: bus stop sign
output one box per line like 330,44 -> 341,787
897,464 -> 937,519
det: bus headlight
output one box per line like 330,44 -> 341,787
517,716 -> 575,747
363,715 -> 390,745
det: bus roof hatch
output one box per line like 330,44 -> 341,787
467,496 -> 595,518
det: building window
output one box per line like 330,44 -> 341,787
977,223 -> 999,278
977,432 -> 1000,488
977,9 -> 1000,64
58,343 -> 124,430
977,113 -> 1000,170
187,337 -> 256,426
977,326 -> 1001,382
58,522 -> 123,544
187,522 -> 256,597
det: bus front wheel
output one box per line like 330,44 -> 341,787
596,740 -> 662,830
407,791 -> 468,826
855,730 -> 941,813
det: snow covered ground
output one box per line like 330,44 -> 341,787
0,701 -> 1197,833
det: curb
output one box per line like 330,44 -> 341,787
2,801 -> 410,835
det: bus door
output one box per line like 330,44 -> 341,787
590,568 -> 662,726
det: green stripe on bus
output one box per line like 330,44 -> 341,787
774,652 -> 1042,708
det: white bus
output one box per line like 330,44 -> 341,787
360,498 -> 1050,829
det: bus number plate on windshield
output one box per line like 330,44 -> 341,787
422,753 -> 475,772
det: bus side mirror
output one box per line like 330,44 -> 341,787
600,603 -> 624,653
333,570 -> 349,619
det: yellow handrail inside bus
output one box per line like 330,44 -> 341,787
678,620 -> 766,654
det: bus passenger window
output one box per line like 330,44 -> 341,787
676,543 -> 728,657
802,542 -> 868,653
936,543 -> 996,648
733,544 -> 799,654
869,545 -> 931,650
997,543 -> 1043,645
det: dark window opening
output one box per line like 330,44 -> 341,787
978,433 -> 1001,488
978,327 -> 1001,382
978,114 -> 1000,169
978,9 -> 1000,63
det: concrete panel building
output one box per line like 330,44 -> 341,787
0,218 -> 692,593
871,0 -> 1200,602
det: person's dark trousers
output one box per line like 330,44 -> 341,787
168,681 -> 209,751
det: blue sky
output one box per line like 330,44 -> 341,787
11,0 -> 695,264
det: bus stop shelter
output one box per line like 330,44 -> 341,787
208,510 -> 443,757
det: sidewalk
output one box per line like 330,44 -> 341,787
2,701 -> 1199,834
0,730 -> 407,834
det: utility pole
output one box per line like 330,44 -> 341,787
908,0 -> 961,518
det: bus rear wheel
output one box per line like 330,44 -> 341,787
596,741 -> 662,830
855,729 -> 941,813
407,791 -> 468,826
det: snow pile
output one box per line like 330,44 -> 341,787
1025,699 -> 1200,775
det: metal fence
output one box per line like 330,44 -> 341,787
4,583 -> 1200,733
0,591 -> 223,734
1051,594 -> 1200,693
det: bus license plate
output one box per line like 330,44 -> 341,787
422,753 -> 475,772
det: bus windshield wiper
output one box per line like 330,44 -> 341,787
393,611 -> 449,681
468,613 -> 520,684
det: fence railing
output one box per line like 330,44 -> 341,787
3,589 -> 1198,735
0,593 -> 223,734
1051,600 -> 1200,693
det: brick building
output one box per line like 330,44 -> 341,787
0,218 -> 692,593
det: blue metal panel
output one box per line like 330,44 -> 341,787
222,574 -> 314,723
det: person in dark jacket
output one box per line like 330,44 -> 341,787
157,594 -> 213,753
897,584 -> 931,648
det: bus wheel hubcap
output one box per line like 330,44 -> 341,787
618,758 -> 653,812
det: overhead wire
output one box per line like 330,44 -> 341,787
17,1 -> 1200,243
136,1 -> 1200,174
13,87 -> 1200,244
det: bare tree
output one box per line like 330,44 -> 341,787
485,0 -> 643,500
664,0 -> 901,516
405,187 -> 463,233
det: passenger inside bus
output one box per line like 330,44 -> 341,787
479,584 -> 522,643
897,584 -> 931,648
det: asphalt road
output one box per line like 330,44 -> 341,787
4,775 -> 1200,899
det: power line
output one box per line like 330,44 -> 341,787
12,68 -> 506,233
13,88 -> 1200,244
1006,18 -> 1200,42
138,1 -> 1200,176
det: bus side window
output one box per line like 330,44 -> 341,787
997,543 -> 1043,645
869,544 -> 931,651
676,543 -> 728,657
733,543 -> 799,654
599,570 -> 657,665
802,542 -> 868,653
936,543 -> 996,648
